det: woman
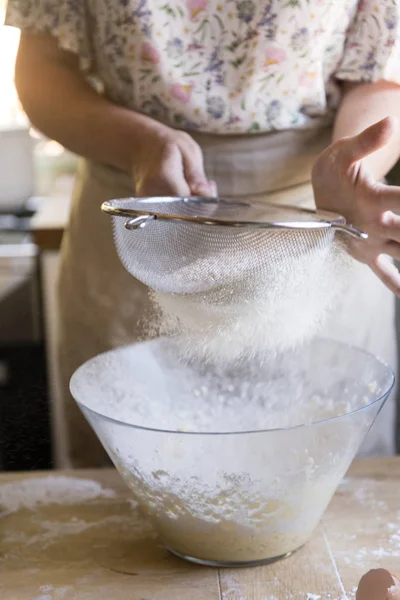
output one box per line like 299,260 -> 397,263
6,0 -> 400,467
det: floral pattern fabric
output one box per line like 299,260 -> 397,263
6,0 -> 400,134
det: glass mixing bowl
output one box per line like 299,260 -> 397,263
70,337 -> 394,567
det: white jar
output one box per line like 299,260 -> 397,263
0,125 -> 34,211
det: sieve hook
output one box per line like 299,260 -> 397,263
124,215 -> 155,230
332,223 -> 368,240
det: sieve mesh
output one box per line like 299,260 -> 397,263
109,198 -> 337,297
102,197 -> 364,362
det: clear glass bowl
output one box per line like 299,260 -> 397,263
70,338 -> 394,567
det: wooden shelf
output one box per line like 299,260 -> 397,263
29,195 -> 70,251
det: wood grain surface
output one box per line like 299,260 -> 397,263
0,458 -> 398,600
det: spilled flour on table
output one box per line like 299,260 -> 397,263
336,479 -> 400,568
265,594 -> 344,599
3,514 -> 133,546
0,476 -> 154,554
349,525 -> 400,564
352,485 -> 388,511
31,585 -> 75,600
0,476 -> 116,516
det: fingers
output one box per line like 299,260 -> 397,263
179,136 -> 216,196
370,254 -> 400,297
138,142 -> 191,196
384,241 -> 400,262
208,180 -> 218,197
158,143 -> 192,195
363,208 -> 400,243
373,182 -> 400,213
349,182 -> 400,241
348,207 -> 400,295
338,117 -> 397,167
136,134 -> 217,198
350,234 -> 400,293
374,211 -> 400,243
191,179 -> 218,196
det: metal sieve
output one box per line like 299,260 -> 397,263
101,197 -> 367,296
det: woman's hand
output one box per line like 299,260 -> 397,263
15,34 -> 215,198
312,117 -> 400,295
132,122 -> 216,197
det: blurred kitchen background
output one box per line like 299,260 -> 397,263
0,8 -> 400,472
0,9 -> 77,471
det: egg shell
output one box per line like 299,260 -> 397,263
387,573 -> 400,600
356,569 -> 396,600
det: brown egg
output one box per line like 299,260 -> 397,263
356,569 -> 400,600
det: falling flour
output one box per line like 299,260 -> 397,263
73,337 -> 375,434
150,238 -> 353,365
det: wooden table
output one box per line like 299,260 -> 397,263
0,459 -> 399,600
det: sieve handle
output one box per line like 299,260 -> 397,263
124,215 -> 155,230
332,223 -> 368,240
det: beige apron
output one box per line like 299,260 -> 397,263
57,126 -> 397,468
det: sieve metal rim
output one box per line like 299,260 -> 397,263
101,197 -> 368,240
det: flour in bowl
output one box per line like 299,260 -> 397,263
111,443 -> 352,565
70,338 -> 386,566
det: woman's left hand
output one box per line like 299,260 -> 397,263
312,117 -> 400,295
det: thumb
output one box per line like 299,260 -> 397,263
340,116 -> 397,166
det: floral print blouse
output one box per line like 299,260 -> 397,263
6,0 -> 400,134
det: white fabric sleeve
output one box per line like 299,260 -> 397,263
335,0 -> 400,84
5,0 -> 92,71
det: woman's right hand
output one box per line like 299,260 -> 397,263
132,122 -> 216,197
14,35 -> 215,198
